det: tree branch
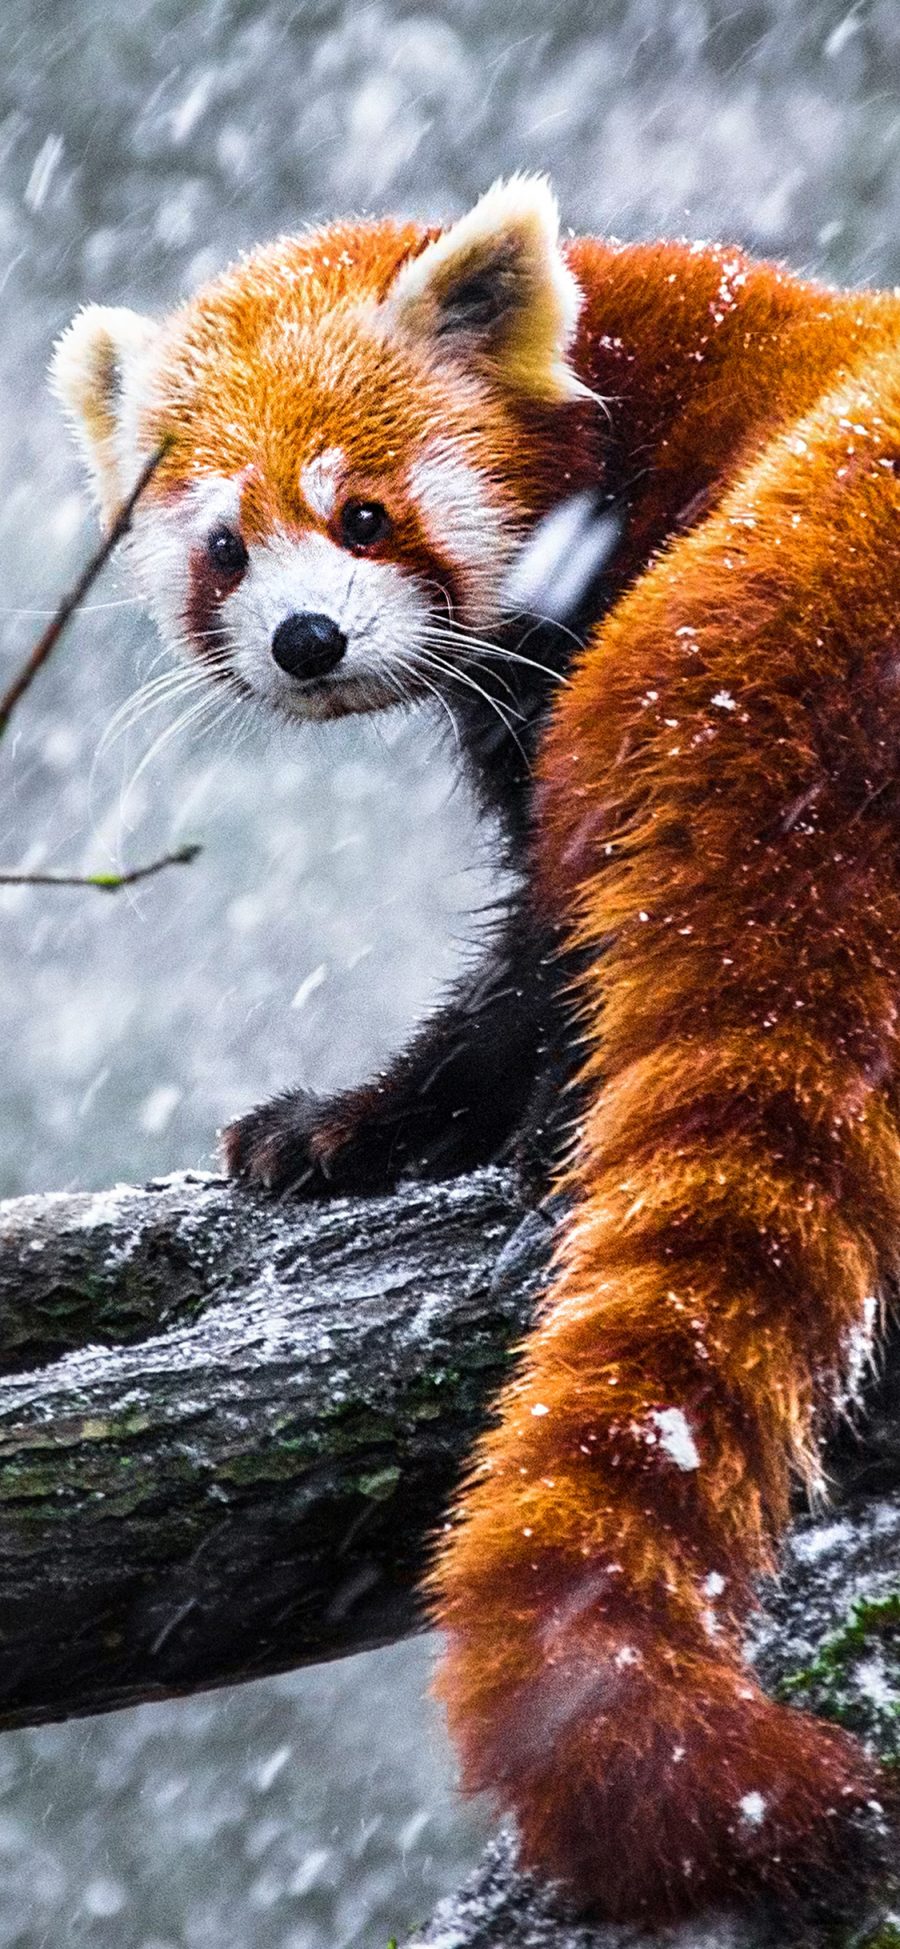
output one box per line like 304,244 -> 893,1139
0,438 -> 203,895
1,1166 -> 899,1947
0,1167 -> 545,1727
0,842 -> 201,890
0,443 -> 170,737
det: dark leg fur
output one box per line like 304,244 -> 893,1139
224,531 -> 626,1200
223,904 -> 578,1195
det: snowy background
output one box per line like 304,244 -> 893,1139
1,0 -> 899,1942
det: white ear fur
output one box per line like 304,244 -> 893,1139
383,174 -> 588,404
50,305 -> 159,521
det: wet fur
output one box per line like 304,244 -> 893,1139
57,196 -> 900,1921
296,247 -> 900,1918
436,345 -> 900,1918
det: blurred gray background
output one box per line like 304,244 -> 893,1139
1,1 -> 899,1942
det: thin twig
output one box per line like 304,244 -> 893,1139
0,843 -> 201,892
0,440 -> 172,738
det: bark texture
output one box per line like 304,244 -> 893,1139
1,1166 -> 898,1947
0,1167 -> 546,1726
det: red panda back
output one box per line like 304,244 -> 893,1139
52,175 -> 900,1922
430,341 -> 900,1919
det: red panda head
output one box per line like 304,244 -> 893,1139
51,176 -> 597,724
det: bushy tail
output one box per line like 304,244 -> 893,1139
431,1077 -> 895,1915
430,349 -> 900,1919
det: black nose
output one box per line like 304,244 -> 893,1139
271,612 -> 347,680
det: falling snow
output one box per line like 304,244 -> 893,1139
738,1791 -> 767,1827
649,1406 -> 702,1471
3,0 -> 900,1942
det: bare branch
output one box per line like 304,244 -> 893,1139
0,1168 -> 542,1725
0,842 -> 201,891
0,440 -> 171,737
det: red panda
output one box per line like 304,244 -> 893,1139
52,175 -> 900,1923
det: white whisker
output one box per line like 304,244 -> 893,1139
0,596 -> 144,617
390,649 -> 463,756
503,609 -> 584,653
422,622 -> 572,686
118,689 -> 230,804
407,642 -> 531,771
94,668 -> 217,763
415,644 -> 527,735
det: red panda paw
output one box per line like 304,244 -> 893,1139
221,1083 -> 398,1195
221,1088 -> 355,1195
441,1632 -> 894,1925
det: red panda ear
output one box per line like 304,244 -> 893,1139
382,175 -> 590,405
50,305 -> 159,524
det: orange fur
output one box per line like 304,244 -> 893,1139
432,330 -> 900,1914
130,219 -> 601,554
55,189 -> 900,1922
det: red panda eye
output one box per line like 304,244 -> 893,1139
339,500 -> 391,549
207,524 -> 248,576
